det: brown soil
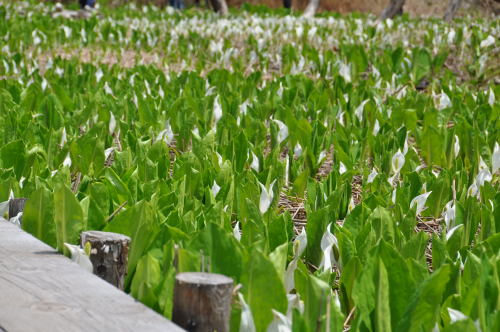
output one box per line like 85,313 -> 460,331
232,0 -> 494,17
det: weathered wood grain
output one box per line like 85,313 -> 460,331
81,231 -> 130,290
172,272 -> 233,332
8,198 -> 27,223
0,219 -> 184,332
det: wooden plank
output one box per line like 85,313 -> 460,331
0,220 -> 184,332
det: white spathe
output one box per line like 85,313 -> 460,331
391,149 -> 405,174
339,62 -> 351,82
318,223 -> 339,273
480,35 -> 495,48
493,142 -> 500,174
64,243 -> 93,273
104,147 -> 115,160
447,308 -> 468,323
454,135 -> 460,158
109,112 -> 117,135
273,119 -> 289,144
60,127 -> 67,146
266,310 -> 291,332
238,293 -> 256,332
410,191 -> 432,215
9,212 -> 23,227
251,151 -> 260,172
95,68 -> 103,82
233,221 -> 241,242
294,143 -> 302,158
211,180 -> 221,197
285,228 -> 307,292
354,99 -> 369,122
446,224 -> 463,241
339,162 -> 347,175
373,119 -> 380,136
63,153 -> 72,168
259,179 -> 276,214
104,82 -> 113,95
318,150 -> 326,164
156,121 -> 174,145
488,88 -> 495,107
213,95 -> 223,125
443,200 -> 456,230
438,92 -> 451,110
367,168 -> 378,184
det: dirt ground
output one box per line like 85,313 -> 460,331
233,0 -> 496,17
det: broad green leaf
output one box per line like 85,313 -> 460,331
396,265 -> 451,332
130,252 -> 161,309
22,187 -> 57,248
54,185 -> 84,253
242,250 -> 287,332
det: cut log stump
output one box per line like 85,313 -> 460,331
80,231 -> 131,290
9,198 -> 28,222
172,272 -> 234,332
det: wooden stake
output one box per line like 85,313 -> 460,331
9,198 -> 27,223
80,231 -> 131,290
172,272 -> 234,332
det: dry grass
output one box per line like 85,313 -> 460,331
278,192 -> 307,233
416,216 -> 443,271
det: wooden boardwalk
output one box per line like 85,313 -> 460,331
0,220 -> 184,332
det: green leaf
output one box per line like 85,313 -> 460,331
375,259 -> 392,332
190,222 -> 244,282
0,140 -> 26,178
22,187 -> 57,248
269,242 -> 288,283
295,262 -> 332,331
396,265 -> 451,332
177,248 -> 200,272
242,250 -> 287,332
130,252 -> 161,309
411,48 -> 431,83
378,241 -> 417,329
54,185 -> 84,253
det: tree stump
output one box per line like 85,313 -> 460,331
80,231 -> 131,290
172,272 -> 234,332
380,0 -> 406,19
208,0 -> 228,15
303,0 -> 320,17
9,198 -> 28,224
443,0 -> 464,21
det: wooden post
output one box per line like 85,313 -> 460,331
9,198 -> 27,223
172,272 -> 234,332
80,231 -> 131,290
